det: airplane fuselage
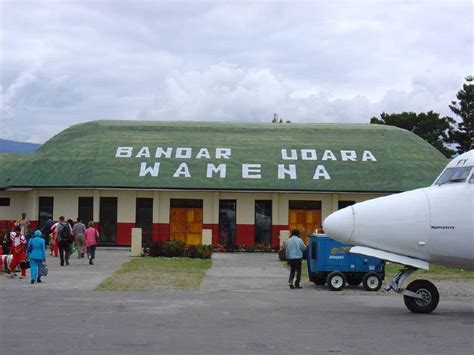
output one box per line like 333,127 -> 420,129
324,150 -> 474,271
323,149 -> 474,313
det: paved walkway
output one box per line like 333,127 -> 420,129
200,252 -> 288,292
0,248 -> 130,291
1,250 -> 288,292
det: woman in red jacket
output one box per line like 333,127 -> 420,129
9,226 -> 27,278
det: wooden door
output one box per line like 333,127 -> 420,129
288,209 -> 321,245
186,208 -> 202,245
170,207 -> 203,245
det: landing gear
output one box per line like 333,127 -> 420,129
403,280 -> 439,314
384,266 -> 439,314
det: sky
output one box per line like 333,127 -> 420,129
1,0 -> 473,144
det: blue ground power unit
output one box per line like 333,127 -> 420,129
307,234 -> 385,291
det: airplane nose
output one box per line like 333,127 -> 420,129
323,206 -> 355,244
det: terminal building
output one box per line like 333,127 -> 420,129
0,120 -> 447,248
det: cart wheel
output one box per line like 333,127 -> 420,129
327,271 -> 346,291
403,279 -> 439,313
362,272 -> 382,291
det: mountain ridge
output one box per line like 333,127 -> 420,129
0,139 -> 41,153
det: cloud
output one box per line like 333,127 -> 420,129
1,0 -> 472,143
138,62 -> 463,124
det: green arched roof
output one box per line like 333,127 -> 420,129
0,120 -> 447,192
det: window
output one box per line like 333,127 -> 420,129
0,198 -> 10,207
38,197 -> 54,229
338,200 -> 355,210
435,167 -> 472,185
311,241 -> 318,260
78,197 -> 94,224
219,200 -> 236,247
136,198 -> 153,245
170,199 -> 203,208
100,197 -> 117,244
255,200 -> 272,244
289,200 -> 321,210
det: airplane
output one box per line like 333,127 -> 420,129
323,149 -> 473,313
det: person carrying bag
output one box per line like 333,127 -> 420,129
27,230 -> 46,284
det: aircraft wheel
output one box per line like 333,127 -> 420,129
327,271 -> 346,291
404,279 -> 439,314
362,272 -> 382,291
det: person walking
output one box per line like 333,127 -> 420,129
9,225 -> 27,279
50,221 -> 59,257
67,218 -> 76,255
43,218 -> 54,255
286,229 -> 307,289
56,216 -> 72,266
84,221 -> 99,265
27,230 -> 46,284
18,213 -> 30,236
73,217 -> 86,258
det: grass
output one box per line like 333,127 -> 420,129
384,262 -> 474,281
96,257 -> 212,291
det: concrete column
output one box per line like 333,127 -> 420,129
331,193 -> 339,213
202,229 -> 212,245
279,230 -> 290,248
29,190 -> 38,221
153,191 -> 160,223
212,191 -> 219,224
272,192 -> 279,225
321,197 -> 333,222
130,228 -> 142,256
93,190 -> 100,222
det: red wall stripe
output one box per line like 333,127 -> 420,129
30,220 -> 39,231
236,224 -> 254,246
0,220 -> 15,232
116,222 -> 134,245
202,223 -> 218,245
153,223 -> 170,242
272,225 -> 288,249
0,219 -> 287,248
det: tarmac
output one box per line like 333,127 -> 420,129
1,249 -> 473,354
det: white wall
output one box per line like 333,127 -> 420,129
0,191 -> 28,221
0,189 -> 388,227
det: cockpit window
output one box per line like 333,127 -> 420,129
435,167 -> 472,185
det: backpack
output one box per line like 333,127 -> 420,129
61,223 -> 71,241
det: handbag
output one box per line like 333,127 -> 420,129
40,264 -> 48,277
20,260 -> 31,269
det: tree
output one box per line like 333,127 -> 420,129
449,76 -> 473,154
271,113 -> 291,123
370,111 -> 455,157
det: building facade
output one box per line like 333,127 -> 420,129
0,121 -> 447,248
